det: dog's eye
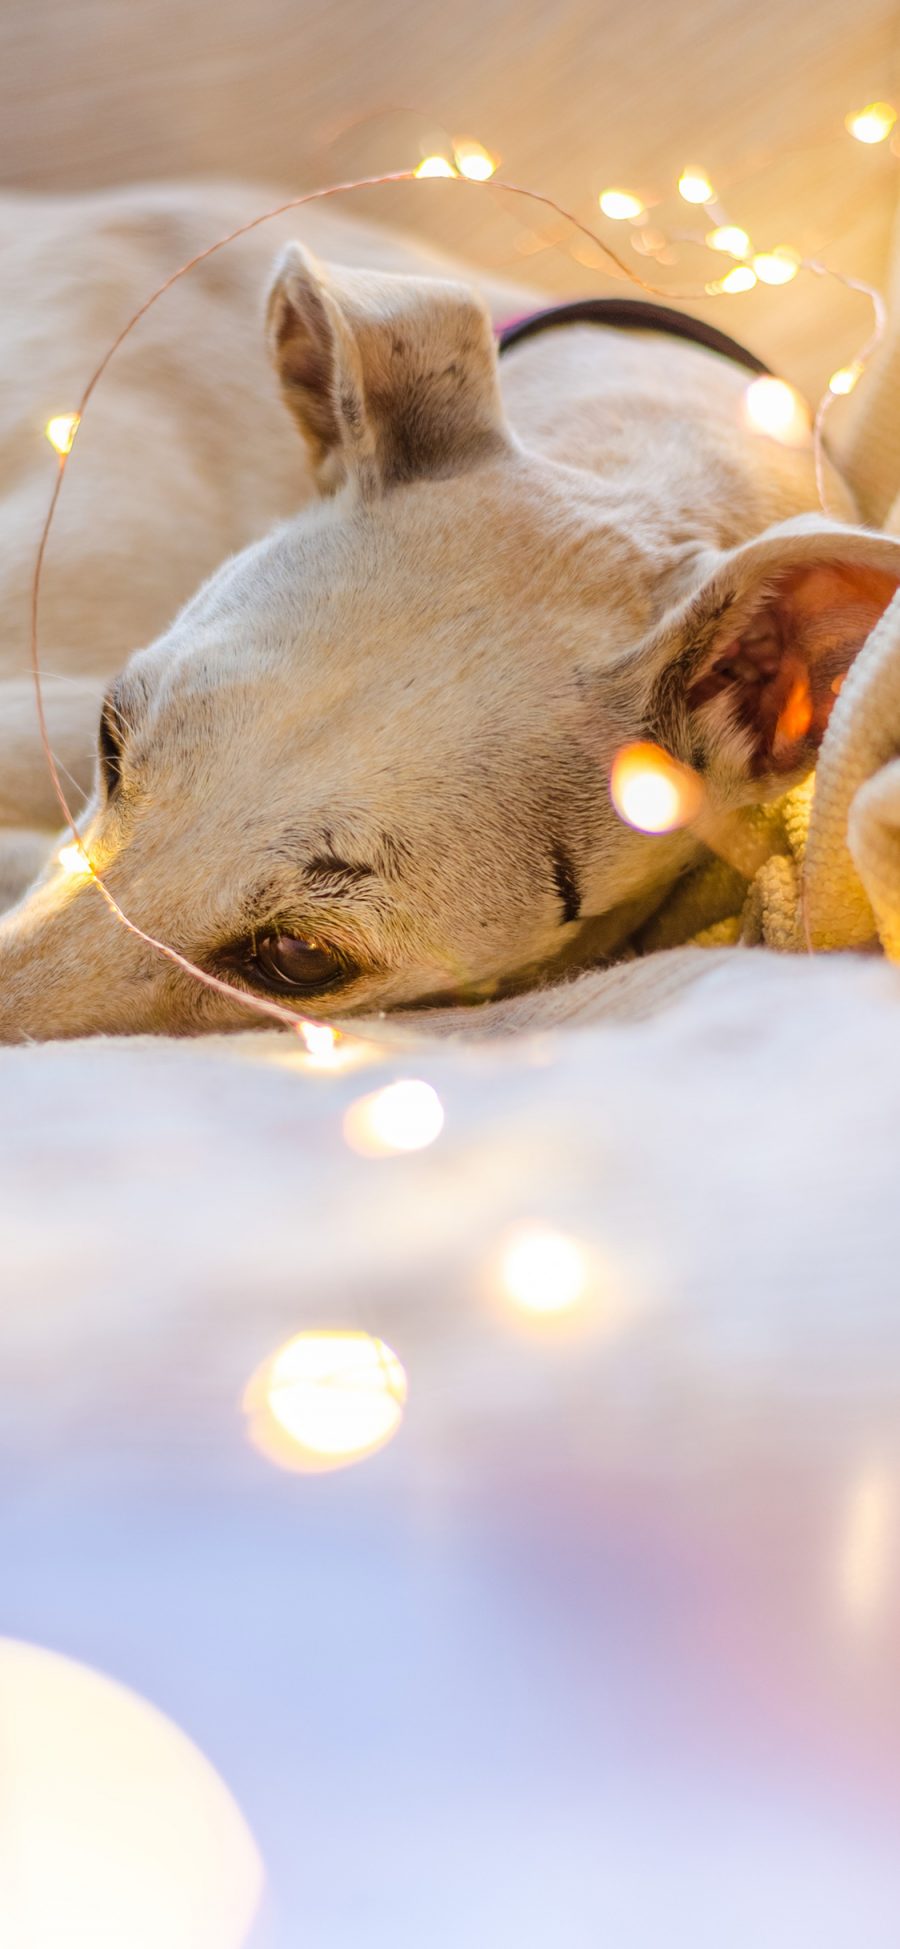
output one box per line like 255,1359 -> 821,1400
98,691 -> 124,800
251,931 -> 346,993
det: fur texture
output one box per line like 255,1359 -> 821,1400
1,183 -> 898,1040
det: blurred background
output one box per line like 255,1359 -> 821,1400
2,0 -> 899,397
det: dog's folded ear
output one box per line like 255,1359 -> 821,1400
646,517 -> 900,795
265,243 -> 510,494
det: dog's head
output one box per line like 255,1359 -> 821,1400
2,247 -> 899,1039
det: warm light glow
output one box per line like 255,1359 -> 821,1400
500,1225 -> 589,1316
678,168 -> 714,204
845,101 -> 897,144
453,140 -> 497,181
244,1329 -> 407,1471
718,264 -> 758,294
609,741 -> 704,833
743,375 -> 810,447
57,839 -> 93,879
44,411 -> 80,455
415,155 -> 456,178
752,249 -> 799,285
828,361 -> 863,395
706,224 -> 750,257
301,1020 -> 340,1060
837,1467 -> 892,1624
775,669 -> 813,746
599,188 -> 645,221
0,1639 -> 263,1948
342,1078 -> 444,1157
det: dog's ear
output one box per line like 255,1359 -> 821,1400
646,519 -> 900,794
265,243 -> 510,494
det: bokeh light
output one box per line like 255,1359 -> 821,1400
244,1329 -> 408,1472
300,1020 -> 340,1061
415,155 -> 456,178
599,188 -> 645,220
743,375 -> 810,446
718,264 -> 757,294
44,411 -> 80,455
453,139 -> 497,180
678,168 -> 714,204
828,362 -> 863,395
845,102 -> 896,144
837,1467 -> 893,1625
500,1225 -> 589,1316
751,249 -> 798,285
0,1639 -> 263,1949
706,225 -> 750,257
343,1078 -> 444,1156
57,840 -> 93,879
609,741 -> 704,833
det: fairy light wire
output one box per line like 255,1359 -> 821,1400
31,164 -> 888,1016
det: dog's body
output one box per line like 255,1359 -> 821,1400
2,181 -> 899,1040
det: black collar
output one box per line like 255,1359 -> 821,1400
497,296 -> 769,377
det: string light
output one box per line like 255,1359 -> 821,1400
717,264 -> 758,294
415,155 -> 456,178
243,1330 -> 407,1472
599,188 -> 645,220
609,742 -> 704,834
836,1466 -> 893,1624
706,224 -> 751,257
499,1225 -> 589,1316
342,1078 -> 444,1156
27,158 -> 888,1030
453,140 -> 497,181
57,840 -> 94,879
0,1640 -> 264,1948
678,168 -> 714,204
752,249 -> 799,285
743,375 -> 810,446
845,102 -> 897,144
828,360 -> 863,395
44,412 -> 80,456
300,1021 -> 339,1060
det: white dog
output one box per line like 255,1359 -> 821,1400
1,182 -> 898,1039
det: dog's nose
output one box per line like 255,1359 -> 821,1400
0,881 -> 163,1042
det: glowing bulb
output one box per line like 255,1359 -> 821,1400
718,264 -> 757,294
609,741 -> 704,834
743,375 -> 810,446
57,839 -> 93,879
752,249 -> 799,285
0,1639 -> 263,1948
44,411 -> 80,455
415,155 -> 456,178
678,168 -> 714,204
845,101 -> 896,144
453,140 -> 497,181
828,361 -> 863,395
343,1078 -> 444,1157
243,1330 -> 407,1471
837,1467 -> 892,1623
599,188 -> 645,221
301,1021 -> 339,1061
706,225 -> 750,257
500,1226 -> 589,1316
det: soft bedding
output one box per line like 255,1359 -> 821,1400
4,131 -> 900,1947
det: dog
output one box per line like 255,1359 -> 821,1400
1,182 -> 898,1040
